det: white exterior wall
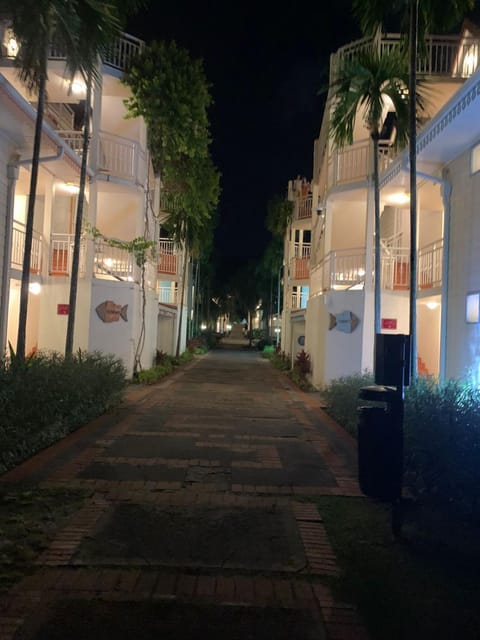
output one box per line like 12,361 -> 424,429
445,150 -> 480,382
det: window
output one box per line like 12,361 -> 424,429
471,144 -> 480,174
466,292 -> 480,323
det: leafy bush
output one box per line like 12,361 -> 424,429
322,371 -> 480,521
136,361 -> 174,385
270,350 -> 291,371
321,371 -> 374,436
404,377 -> 480,519
0,350 -> 127,474
294,349 -> 311,375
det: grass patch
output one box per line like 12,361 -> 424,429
0,486 -> 90,592
314,495 -> 480,640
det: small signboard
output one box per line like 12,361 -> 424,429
57,304 -> 69,316
381,318 -> 397,330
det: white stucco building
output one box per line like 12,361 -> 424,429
0,25 -> 189,375
281,23 -> 480,387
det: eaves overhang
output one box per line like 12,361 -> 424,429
380,67 -> 480,189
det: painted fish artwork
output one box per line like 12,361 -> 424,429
329,310 -> 359,333
96,300 -> 128,323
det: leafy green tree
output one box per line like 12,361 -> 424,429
328,46 -> 413,334
1,0 -> 128,358
352,0 -> 475,378
265,194 -> 294,238
123,40 -> 212,172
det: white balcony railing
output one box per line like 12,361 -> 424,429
291,291 -> 308,310
328,139 -> 396,188
94,240 -> 136,281
58,130 -> 84,155
49,233 -> 86,276
381,247 -> 410,290
158,239 -> 178,275
332,33 -> 480,83
98,131 -> 145,182
11,221 -> 42,273
158,285 -> 178,305
297,195 -> 313,220
47,32 -> 144,72
418,239 -> 443,290
318,247 -> 367,291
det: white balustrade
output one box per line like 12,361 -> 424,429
297,195 -> 312,219
418,240 -> 443,290
11,221 -> 42,273
158,285 -> 178,305
58,130 -> 84,154
381,246 -> 410,290
49,233 -> 86,276
94,240 -> 136,281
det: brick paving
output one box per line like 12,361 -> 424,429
0,348 -> 369,639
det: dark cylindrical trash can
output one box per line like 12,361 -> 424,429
357,404 -> 403,502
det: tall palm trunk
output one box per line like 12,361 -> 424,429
175,240 -> 188,357
65,73 -> 92,356
16,66 -> 47,359
408,0 -> 419,380
372,132 -> 381,335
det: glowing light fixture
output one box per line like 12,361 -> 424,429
104,258 -> 114,268
64,182 -> 80,194
426,301 -> 440,310
6,36 -> 19,57
28,282 -> 41,295
200,323 -> 207,330
388,191 -> 410,205
68,79 -> 86,95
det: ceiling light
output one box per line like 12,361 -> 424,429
388,192 -> 410,205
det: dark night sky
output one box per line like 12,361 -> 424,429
127,1 -> 360,280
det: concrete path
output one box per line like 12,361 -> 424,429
0,348 -> 368,639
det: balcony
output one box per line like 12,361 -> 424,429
47,32 -> 144,72
312,239 -> 443,293
94,240 -> 137,281
98,131 -> 146,182
290,243 -> 311,280
328,139 -> 396,188
418,239 -> 443,290
157,240 -> 178,276
291,291 -> 308,310
11,221 -> 42,274
297,195 -> 312,220
331,32 -> 480,83
49,233 -> 86,276
158,284 -> 178,305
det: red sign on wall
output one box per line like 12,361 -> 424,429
57,304 -> 69,316
381,318 -> 397,330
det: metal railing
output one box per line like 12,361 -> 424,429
317,247 -> 367,291
158,285 -> 178,305
297,195 -> 313,220
328,139 -> 397,188
58,130 -> 84,154
381,247 -> 410,290
291,291 -> 308,310
46,32 -> 144,72
332,32 -> 480,82
418,239 -> 443,289
98,131 -> 145,182
158,239 -> 178,275
11,221 -> 42,273
93,240 -> 136,281
49,233 -> 86,276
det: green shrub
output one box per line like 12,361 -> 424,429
322,371 -> 480,521
136,361 -> 174,385
0,350 -> 127,474
404,377 -> 480,519
321,371 -> 374,436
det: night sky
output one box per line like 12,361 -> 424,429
127,1 -> 360,279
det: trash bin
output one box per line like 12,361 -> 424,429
357,385 -> 403,502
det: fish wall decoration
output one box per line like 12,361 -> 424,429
329,310 -> 359,333
96,300 -> 128,323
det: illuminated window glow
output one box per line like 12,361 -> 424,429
466,292 -> 480,323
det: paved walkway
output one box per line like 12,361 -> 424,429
0,348 -> 368,640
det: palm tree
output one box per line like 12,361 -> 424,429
328,46 -> 411,335
351,0 -> 475,378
